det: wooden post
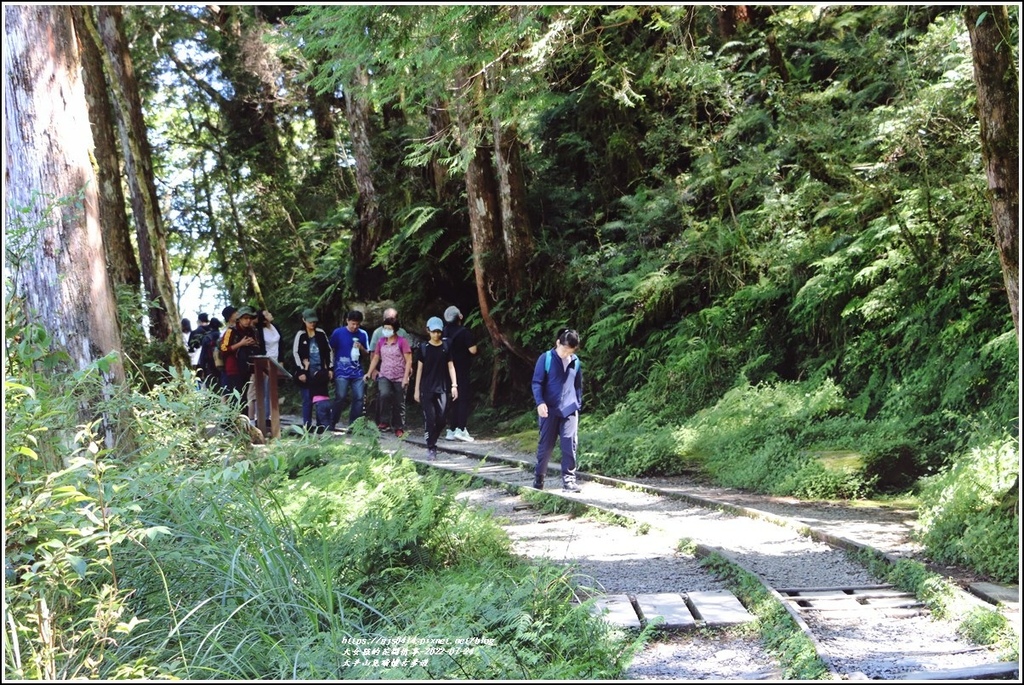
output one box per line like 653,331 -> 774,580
252,356 -> 286,439
253,357 -> 268,437
268,360 -> 280,438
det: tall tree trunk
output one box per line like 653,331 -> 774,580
492,120 -> 535,292
71,6 -> 142,293
95,6 -> 182,358
345,65 -> 386,296
427,101 -> 455,202
3,4 -> 124,383
717,5 -> 750,39
965,5 -> 1019,339
452,70 -> 533,374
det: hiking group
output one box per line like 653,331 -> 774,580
183,306 -> 583,492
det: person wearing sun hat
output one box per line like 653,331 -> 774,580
220,306 -> 262,410
413,316 -> 458,460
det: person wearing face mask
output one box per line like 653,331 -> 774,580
368,306 -> 409,424
364,316 -> 413,437
328,310 -> 369,432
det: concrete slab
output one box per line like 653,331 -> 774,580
591,594 -> 641,629
635,592 -> 697,629
686,590 -> 754,626
970,582 -> 1019,607
894,662 -> 1019,680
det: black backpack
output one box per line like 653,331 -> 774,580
187,326 -> 206,352
197,329 -> 220,374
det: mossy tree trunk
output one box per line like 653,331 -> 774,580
965,5 -> 1019,339
3,4 -> 125,382
95,6 -> 183,359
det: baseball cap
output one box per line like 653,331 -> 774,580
444,305 -> 461,323
237,306 -> 257,318
197,312 -> 210,323
302,308 -> 318,322
427,316 -> 444,332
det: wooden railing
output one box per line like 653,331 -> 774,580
252,356 -> 292,439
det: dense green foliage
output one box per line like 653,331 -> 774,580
4,11 -> 1019,674
4,320 -> 637,678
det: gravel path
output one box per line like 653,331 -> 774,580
453,484 -> 783,680
370,432 -> 1016,680
281,418 -> 1016,680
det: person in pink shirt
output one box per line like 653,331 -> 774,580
364,316 -> 413,437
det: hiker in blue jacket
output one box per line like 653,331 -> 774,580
531,328 -> 583,492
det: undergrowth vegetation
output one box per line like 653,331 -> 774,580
4,315 -> 638,679
495,6 -> 1018,583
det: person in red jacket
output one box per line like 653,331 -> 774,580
220,306 -> 260,411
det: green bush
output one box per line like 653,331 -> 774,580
371,561 -> 639,680
678,379 -> 881,499
916,434 -> 1019,583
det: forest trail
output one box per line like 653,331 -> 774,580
277,413 -> 1019,678
369,426 -> 1019,680
384,426 -> 1018,610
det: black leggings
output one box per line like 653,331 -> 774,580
422,391 -> 448,448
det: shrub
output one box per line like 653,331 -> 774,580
916,434 -> 1019,584
370,562 -> 639,680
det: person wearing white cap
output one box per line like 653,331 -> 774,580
414,316 -> 458,460
442,305 -> 478,442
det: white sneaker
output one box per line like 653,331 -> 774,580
455,428 -> 475,442
445,429 -> 457,441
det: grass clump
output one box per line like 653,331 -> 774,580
371,561 -> 640,679
700,552 -> 829,680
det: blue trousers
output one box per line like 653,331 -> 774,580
535,412 -> 578,481
314,399 -> 332,429
300,387 -> 314,428
332,376 -> 365,428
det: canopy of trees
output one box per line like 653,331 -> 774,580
5,4 -> 1019,485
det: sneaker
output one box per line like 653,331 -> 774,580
562,479 -> 581,493
445,429 -> 457,441
394,429 -> 405,438
454,428 -> 475,442
427,447 -> 437,461
532,476 -> 544,490
377,423 -> 391,431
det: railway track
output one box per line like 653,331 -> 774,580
357,429 -> 1019,681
